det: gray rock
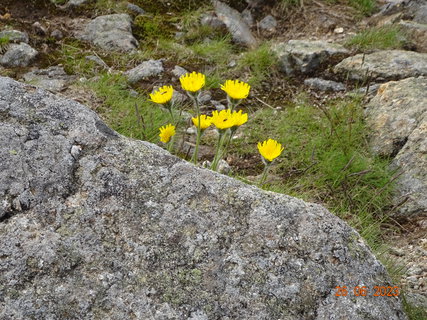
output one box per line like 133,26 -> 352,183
126,2 -> 145,15
171,65 -> 188,78
259,15 -> 277,31
22,66 -> 76,92
197,90 -> 212,104
365,77 -> 427,218
0,76 -> 408,319
126,59 -> 164,83
412,3 -> 427,24
242,9 -> 254,26
273,40 -> 349,76
353,83 -> 381,96
0,43 -> 38,67
79,14 -> 138,52
304,78 -> 345,92
32,22 -> 47,36
66,0 -> 90,6
200,13 -> 226,29
212,0 -> 258,48
85,55 -> 109,69
0,29 -> 29,43
334,50 -> 427,81
398,20 -> 427,53
50,29 -> 64,40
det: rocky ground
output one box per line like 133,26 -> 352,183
0,0 -> 426,317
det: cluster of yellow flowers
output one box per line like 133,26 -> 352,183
149,71 -> 284,184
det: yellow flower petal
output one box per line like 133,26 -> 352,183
231,110 -> 248,127
180,72 -> 205,93
210,109 -> 235,130
149,85 -> 174,104
192,114 -> 212,130
257,139 -> 284,162
159,124 -> 176,143
221,80 -> 250,100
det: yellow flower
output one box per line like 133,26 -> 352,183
257,139 -> 284,162
159,124 -> 176,143
149,85 -> 174,104
231,110 -> 248,127
180,72 -> 205,92
221,80 -> 250,100
210,109 -> 235,130
192,114 -> 212,130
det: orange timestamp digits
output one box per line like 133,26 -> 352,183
335,286 -> 400,297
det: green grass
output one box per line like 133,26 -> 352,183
345,25 -> 407,51
348,0 -> 376,16
237,43 -> 278,87
87,73 -> 171,142
0,34 -> 10,53
231,95 -> 396,249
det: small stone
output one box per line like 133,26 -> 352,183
273,40 -> 349,76
126,2 -> 145,15
259,15 -> 277,32
212,0 -> 258,48
197,91 -> 212,104
217,159 -> 231,174
171,65 -> 188,78
79,14 -> 138,52
172,91 -> 187,105
50,29 -> 64,40
228,60 -> 237,68
242,9 -> 254,26
126,59 -> 164,83
85,55 -> 109,69
23,66 -> 76,92
304,78 -> 345,92
32,22 -> 47,36
211,100 -> 225,110
389,247 -> 405,256
334,27 -> 344,34
66,0 -> 90,6
0,30 -> 29,43
186,127 -> 196,135
200,13 -> 226,29
0,43 -> 38,67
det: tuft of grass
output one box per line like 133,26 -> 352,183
237,43 -> 278,87
87,73 -> 171,142
348,0 -> 376,16
189,37 -> 234,66
345,25 -> 407,51
0,34 -> 10,53
232,95 -> 396,249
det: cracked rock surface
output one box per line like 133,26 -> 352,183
0,77 -> 407,319
365,77 -> 427,219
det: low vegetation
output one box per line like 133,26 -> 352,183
38,1 -> 422,317
345,25 -> 408,51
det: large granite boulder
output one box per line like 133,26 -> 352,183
365,77 -> 427,218
0,77 -> 407,319
273,40 -> 349,76
334,50 -> 427,81
79,14 -> 138,52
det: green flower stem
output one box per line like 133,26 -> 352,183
191,95 -> 202,164
217,128 -> 235,164
167,136 -> 175,153
211,131 -> 226,171
259,162 -> 271,186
